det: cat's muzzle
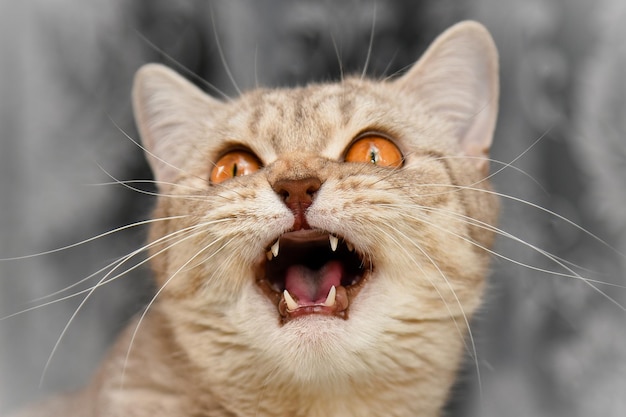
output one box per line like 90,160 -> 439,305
255,229 -> 370,324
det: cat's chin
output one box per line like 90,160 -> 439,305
268,314 -> 368,384
254,229 -> 371,324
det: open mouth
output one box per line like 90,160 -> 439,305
255,230 -> 371,324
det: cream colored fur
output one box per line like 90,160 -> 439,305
13,21 -> 499,417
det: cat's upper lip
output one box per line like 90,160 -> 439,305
255,228 -> 369,324
277,229 -> 328,243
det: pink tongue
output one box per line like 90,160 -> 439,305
284,261 -> 343,305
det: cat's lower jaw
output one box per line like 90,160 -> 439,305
13,301 -> 463,417
182,289 -> 468,417
94,311 -> 459,417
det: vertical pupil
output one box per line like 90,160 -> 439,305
232,163 -> 238,177
369,147 -> 379,165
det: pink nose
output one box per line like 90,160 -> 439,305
272,177 -> 322,230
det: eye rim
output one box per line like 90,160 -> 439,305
343,132 -> 404,168
209,147 -> 263,184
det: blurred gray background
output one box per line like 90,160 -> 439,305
1,0 -> 625,416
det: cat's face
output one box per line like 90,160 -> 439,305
132,21 -> 499,411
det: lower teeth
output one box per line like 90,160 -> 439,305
282,285 -> 337,312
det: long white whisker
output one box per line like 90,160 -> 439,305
89,179 -> 204,194
0,215 -> 187,262
371,224 -> 484,402
430,154 -> 548,194
94,166 -> 207,201
36,218 -> 233,385
385,204 -> 626,310
477,127 -> 551,186
209,4 -> 242,96
329,32 -> 344,83
360,1 -> 377,80
1,220 -> 229,325
253,46 -> 259,89
383,202 -> 624,288
380,132 -> 550,199
120,235 -> 237,388
43,219 -> 227,302
375,126 -> 551,201
1,223 -> 193,321
130,28 -> 229,100
95,158 -> 243,203
108,117 -> 209,186
391,180 -> 623,260
380,49 -> 399,80
458,185 -> 624,259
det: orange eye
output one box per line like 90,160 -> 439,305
344,136 -> 403,168
210,151 -> 261,184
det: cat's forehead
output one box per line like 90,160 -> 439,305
216,79 -> 395,161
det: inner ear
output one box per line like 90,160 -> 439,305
393,21 -> 499,174
132,64 -> 222,185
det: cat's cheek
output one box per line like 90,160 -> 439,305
304,184 -> 361,237
252,188 -> 295,232
234,283 -> 278,325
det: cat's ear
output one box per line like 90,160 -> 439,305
394,21 -> 499,174
132,64 -> 221,184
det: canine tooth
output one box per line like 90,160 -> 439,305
329,235 -> 339,252
283,290 -> 298,311
271,239 -> 280,257
323,285 -> 336,307
346,242 -> 354,252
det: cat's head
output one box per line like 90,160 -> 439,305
132,20 -> 499,410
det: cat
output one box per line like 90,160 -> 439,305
10,20 -> 499,417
